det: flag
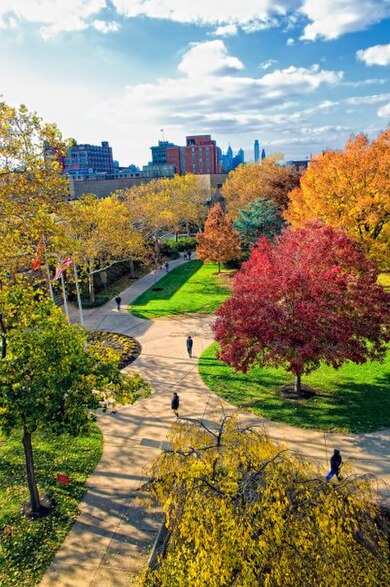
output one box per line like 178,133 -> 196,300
53,257 -> 73,281
32,238 -> 44,270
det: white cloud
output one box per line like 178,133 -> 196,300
112,0 -> 299,27
300,0 -> 390,41
287,37 -> 295,45
357,44 -> 390,66
259,59 -> 278,70
377,103 -> 390,118
92,20 -> 120,33
345,93 -> 390,105
0,0 -> 106,39
343,78 -> 387,87
213,24 -> 237,37
178,41 -> 244,77
90,41 -> 343,160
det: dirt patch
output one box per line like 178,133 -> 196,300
279,384 -> 317,400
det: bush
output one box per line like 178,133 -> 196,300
162,237 -> 197,254
81,293 -> 111,308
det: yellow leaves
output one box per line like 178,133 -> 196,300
142,417 -> 390,587
285,128 -> 390,269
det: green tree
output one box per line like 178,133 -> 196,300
0,282 -> 139,514
143,417 -> 390,587
196,204 -> 241,272
233,197 -> 286,248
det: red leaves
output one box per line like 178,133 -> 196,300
214,223 -> 390,378
196,204 -> 241,268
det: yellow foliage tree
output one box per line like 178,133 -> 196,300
285,129 -> 390,269
143,417 -> 390,587
222,158 -> 301,220
0,101 -> 69,276
61,194 -> 146,302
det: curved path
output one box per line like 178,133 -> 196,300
41,257 -> 390,587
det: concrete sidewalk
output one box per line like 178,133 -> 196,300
41,260 -> 390,587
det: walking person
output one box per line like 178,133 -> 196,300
165,261 -> 169,273
187,250 -> 192,260
186,335 -> 193,358
326,449 -> 342,482
115,295 -> 122,311
171,391 -> 180,418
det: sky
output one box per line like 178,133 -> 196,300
0,1 -> 389,167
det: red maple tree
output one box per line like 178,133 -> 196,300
213,223 -> 390,395
196,203 -> 241,273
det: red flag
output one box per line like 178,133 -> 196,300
32,238 -> 44,270
53,257 -> 73,281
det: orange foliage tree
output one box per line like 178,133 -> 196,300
196,204 -> 241,272
285,129 -> 390,269
222,158 -> 302,219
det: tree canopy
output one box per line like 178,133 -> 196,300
0,101 -> 68,275
285,129 -> 390,269
213,223 -> 390,395
196,204 -> 241,272
233,197 -> 286,248
143,417 -> 390,587
222,159 -> 301,219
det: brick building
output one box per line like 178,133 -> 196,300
64,141 -> 114,175
167,135 -> 221,175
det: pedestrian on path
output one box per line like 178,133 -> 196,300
115,296 -> 122,311
183,252 -> 187,260
186,335 -> 193,358
165,261 -> 169,273
326,449 -> 342,482
171,392 -> 180,417
187,250 -> 192,260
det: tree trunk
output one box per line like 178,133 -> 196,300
175,231 -> 178,243
129,259 -> 135,279
22,427 -> 41,513
88,261 -> 95,303
218,261 -> 221,273
294,373 -> 302,396
185,221 -> 190,237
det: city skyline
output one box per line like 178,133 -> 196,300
0,1 -> 389,166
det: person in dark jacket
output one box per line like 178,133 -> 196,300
186,335 -> 193,358
171,392 -> 180,417
164,261 -> 169,273
326,449 -> 342,482
115,296 -> 122,311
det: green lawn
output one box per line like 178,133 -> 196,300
199,343 -> 390,433
129,261 -> 232,319
0,425 -> 102,586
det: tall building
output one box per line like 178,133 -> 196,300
261,148 -> 266,160
167,135 -> 220,175
64,141 -> 114,175
254,139 -> 260,162
150,140 -> 178,165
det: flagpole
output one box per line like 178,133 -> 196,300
73,261 -> 85,326
42,236 -> 55,302
60,273 -> 69,320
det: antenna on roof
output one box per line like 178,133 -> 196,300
160,128 -> 165,142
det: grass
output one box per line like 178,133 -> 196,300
199,343 -> 390,433
129,261 -> 232,319
0,425 -> 103,586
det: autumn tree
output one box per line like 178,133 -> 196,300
213,223 -> 390,396
285,129 -> 390,269
0,101 -> 69,276
61,194 -> 146,302
233,197 -> 286,248
222,158 -> 301,219
196,204 -> 241,272
142,417 -> 390,587
119,175 -> 208,267
0,280 -> 147,514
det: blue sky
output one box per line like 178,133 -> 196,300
0,1 -> 389,166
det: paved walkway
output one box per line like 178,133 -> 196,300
41,257 -> 390,586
